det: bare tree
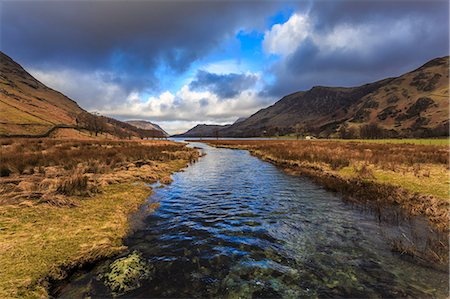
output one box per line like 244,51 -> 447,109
294,123 -> 305,140
76,112 -> 107,136
360,123 -> 384,139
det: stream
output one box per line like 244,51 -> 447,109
56,141 -> 448,298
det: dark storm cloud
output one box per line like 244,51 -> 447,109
1,0 -> 448,122
309,0 -> 448,31
189,70 -> 258,98
264,0 -> 449,97
1,0 -> 284,92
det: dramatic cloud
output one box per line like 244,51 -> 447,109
1,1 -> 281,92
263,0 -> 449,97
189,71 -> 258,99
1,0 -> 448,133
263,13 -> 310,56
96,85 -> 273,133
29,68 -> 129,111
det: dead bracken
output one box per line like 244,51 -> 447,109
0,138 -> 199,298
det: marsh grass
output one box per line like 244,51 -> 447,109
0,139 -> 199,206
0,138 -> 199,298
0,139 -> 193,177
56,175 -> 91,196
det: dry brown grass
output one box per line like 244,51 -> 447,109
207,140 -> 448,166
0,138 -> 199,206
0,138 -> 199,298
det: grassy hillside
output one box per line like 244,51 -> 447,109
126,120 -> 169,137
0,52 -> 83,135
220,56 -> 449,138
0,51 -> 165,139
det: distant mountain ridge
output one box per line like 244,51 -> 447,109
183,56 -> 449,138
126,120 -> 169,137
0,51 -> 166,138
2,51 -> 447,139
172,124 -> 230,137
173,117 -> 247,137
233,117 -> 247,124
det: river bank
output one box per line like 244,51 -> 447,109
204,140 -> 449,264
0,138 -> 199,298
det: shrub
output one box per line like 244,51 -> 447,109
56,175 -> 90,196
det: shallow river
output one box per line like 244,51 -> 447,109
57,142 -> 448,298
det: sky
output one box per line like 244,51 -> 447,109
1,0 -> 448,134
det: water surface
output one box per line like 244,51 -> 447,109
58,142 -> 448,298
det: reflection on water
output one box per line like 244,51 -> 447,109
57,142 -> 448,298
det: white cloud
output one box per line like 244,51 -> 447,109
263,12 -> 423,61
29,67 -> 273,134
99,85 -> 271,134
201,59 -> 250,74
29,68 -> 129,111
263,13 -> 311,56
313,19 -> 418,55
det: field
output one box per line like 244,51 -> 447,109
271,136 -> 449,146
331,138 -> 449,146
0,138 -> 199,298
205,140 -> 449,230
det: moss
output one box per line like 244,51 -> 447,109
102,251 -> 153,296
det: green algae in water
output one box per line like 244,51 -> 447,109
101,251 -> 153,296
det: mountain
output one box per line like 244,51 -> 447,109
175,117 -> 247,138
0,51 -> 164,138
220,56 -> 449,138
0,51 -> 84,136
126,120 -> 169,137
233,117 -> 247,124
172,124 -> 230,137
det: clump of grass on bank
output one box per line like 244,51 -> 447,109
0,138 -> 199,298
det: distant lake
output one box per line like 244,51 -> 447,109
57,141 -> 448,298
